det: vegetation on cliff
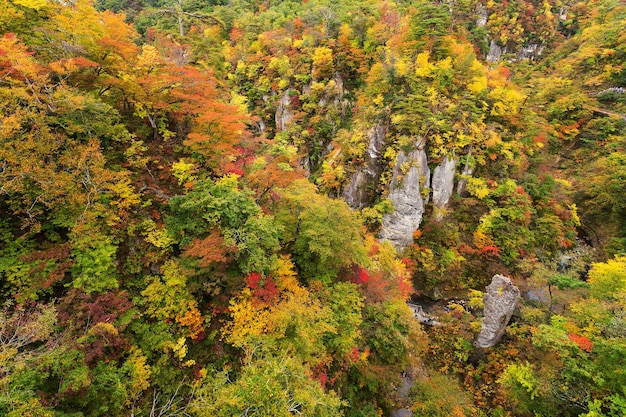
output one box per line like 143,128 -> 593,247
0,0 -> 624,415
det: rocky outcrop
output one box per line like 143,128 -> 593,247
456,155 -> 473,196
476,3 -> 488,27
475,275 -> 521,348
407,303 -> 441,326
300,155 -> 311,176
342,170 -> 370,209
431,156 -> 456,221
366,125 -> 387,162
456,166 -> 473,196
486,40 -> 505,63
254,118 -> 267,134
517,43 -> 545,61
590,87 -> 626,96
487,39 -> 545,63
318,74 -> 345,108
380,140 -> 430,249
342,125 -> 388,209
275,90 -> 293,132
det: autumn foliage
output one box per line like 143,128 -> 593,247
1,0 -> 625,416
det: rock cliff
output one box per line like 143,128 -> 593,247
275,90 -> 293,132
379,140 -> 430,249
343,125 -> 388,209
431,156 -> 456,221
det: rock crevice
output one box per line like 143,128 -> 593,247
342,125 -> 388,209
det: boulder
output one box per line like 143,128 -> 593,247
380,140 -> 430,249
475,275 -> 520,348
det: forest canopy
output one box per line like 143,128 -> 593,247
0,0 -> 624,415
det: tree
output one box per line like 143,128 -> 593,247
410,372 -> 478,417
588,255 -> 626,300
409,1 -> 451,58
275,180 -> 367,282
190,355 -> 343,417
224,276 -> 336,366
168,175 -> 281,276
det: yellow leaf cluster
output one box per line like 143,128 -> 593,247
588,256 -> 626,300
466,177 -> 491,200
415,52 -> 435,77
125,348 -> 152,400
274,255 -> 301,294
473,230 -> 495,248
395,58 -> 411,77
172,159 -> 197,186
176,307 -> 204,339
225,288 -> 271,349
108,178 -> 140,211
225,277 -> 337,365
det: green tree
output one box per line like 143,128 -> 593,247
190,355 -> 343,417
275,180 -> 367,282
168,175 -> 281,275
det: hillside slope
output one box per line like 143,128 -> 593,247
0,0 -> 624,416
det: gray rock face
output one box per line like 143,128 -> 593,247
486,39 -> 545,63
517,43 -> 545,61
254,118 -> 266,134
590,87 -> 626,96
275,90 -> 293,132
476,275 -> 521,348
456,163 -> 473,196
342,125 -> 387,209
525,288 -> 550,304
380,141 -> 430,249
342,170 -> 370,209
487,40 -> 505,63
431,156 -> 456,221
366,124 -> 386,161
300,155 -> 311,176
476,3 -> 488,27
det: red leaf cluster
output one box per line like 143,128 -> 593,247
568,333 -> 594,353
182,230 -> 230,267
246,272 -> 278,304
351,266 -> 370,285
480,245 -> 501,256
347,346 -> 360,363
21,244 -> 73,290
57,290 -> 134,330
